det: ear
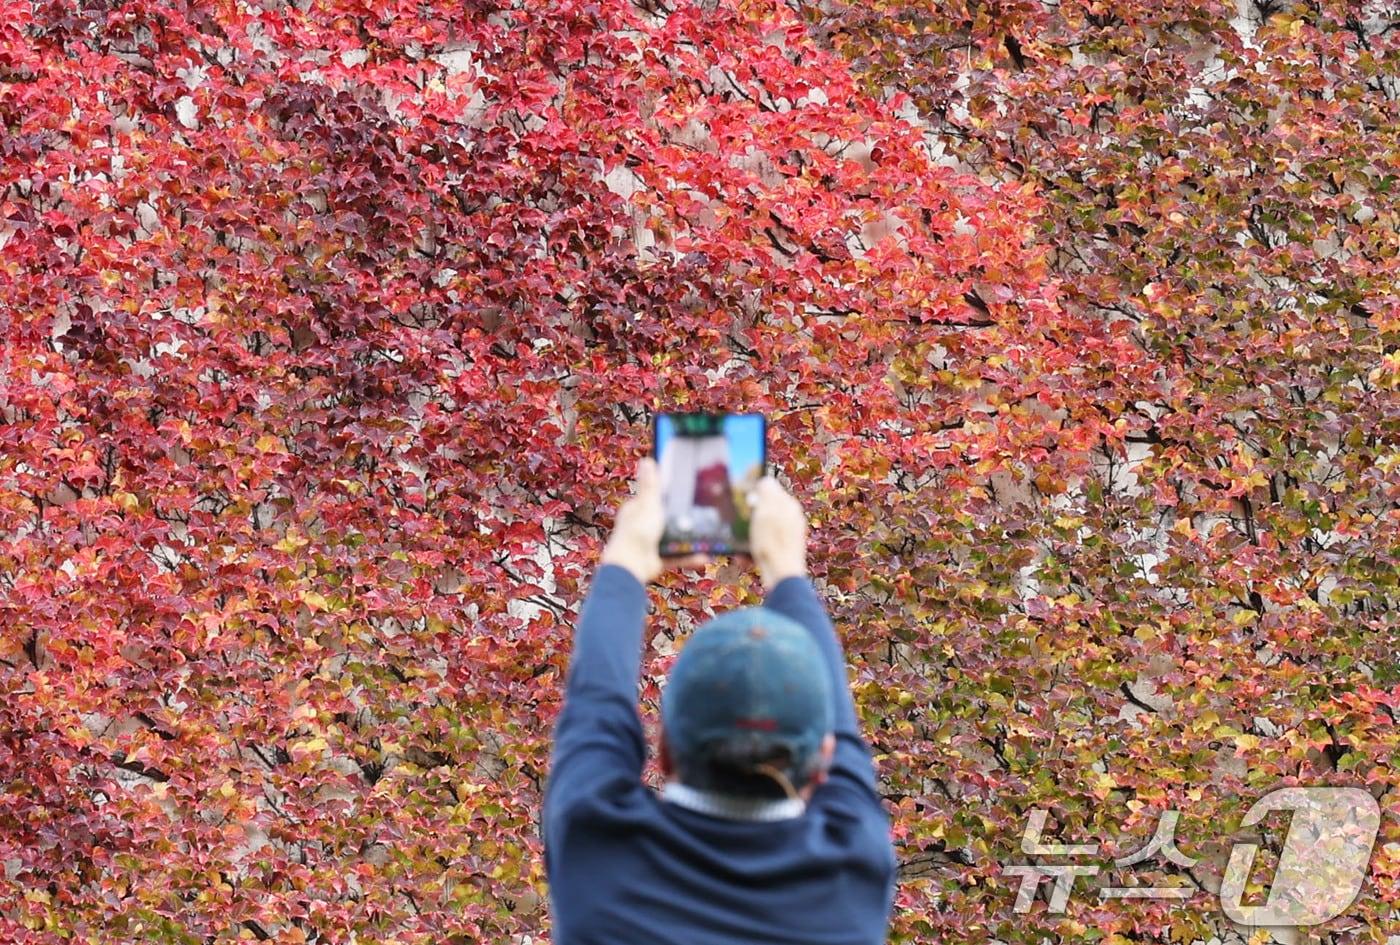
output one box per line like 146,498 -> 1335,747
657,727 -> 675,778
804,732 -> 838,793
812,733 -> 828,789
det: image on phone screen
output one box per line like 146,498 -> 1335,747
653,412 -> 767,556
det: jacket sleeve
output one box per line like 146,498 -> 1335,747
543,563 -> 649,836
761,574 -> 882,802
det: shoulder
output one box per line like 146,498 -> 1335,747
546,778 -> 661,836
808,782 -> 890,833
807,782 -> 898,872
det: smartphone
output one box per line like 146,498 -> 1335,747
653,412 -> 767,557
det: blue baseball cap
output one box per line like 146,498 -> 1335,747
661,606 -> 834,786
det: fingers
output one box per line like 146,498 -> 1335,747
754,474 -> 785,499
636,456 -> 659,493
626,458 -> 661,512
748,475 -> 775,507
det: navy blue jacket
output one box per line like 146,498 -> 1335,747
543,564 -> 898,945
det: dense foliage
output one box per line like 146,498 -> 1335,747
1,0 -> 1395,942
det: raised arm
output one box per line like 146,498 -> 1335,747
544,562 -> 651,820
747,475 -> 880,797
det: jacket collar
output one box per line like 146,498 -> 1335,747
660,781 -> 806,821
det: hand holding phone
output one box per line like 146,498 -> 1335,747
653,412 -> 767,558
747,474 -> 809,591
601,457 -> 714,584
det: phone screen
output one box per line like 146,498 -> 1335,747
653,412 -> 767,557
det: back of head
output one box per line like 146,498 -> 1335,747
661,606 -> 833,799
